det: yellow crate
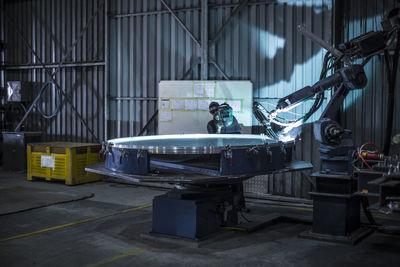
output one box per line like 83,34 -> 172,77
27,142 -> 103,185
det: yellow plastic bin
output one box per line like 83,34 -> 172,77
27,142 -> 103,185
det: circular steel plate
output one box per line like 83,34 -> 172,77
107,134 -> 281,154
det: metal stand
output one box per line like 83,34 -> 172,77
2,131 -> 41,171
86,135 -> 313,242
299,153 -> 373,244
152,182 -> 245,239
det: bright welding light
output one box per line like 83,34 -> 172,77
277,101 -> 302,113
278,120 -> 304,142
267,102 -> 303,127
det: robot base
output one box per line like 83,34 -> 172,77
152,183 -> 243,240
299,172 -> 373,244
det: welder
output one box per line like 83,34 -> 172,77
207,102 -> 241,134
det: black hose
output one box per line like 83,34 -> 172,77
383,29 -> 400,155
360,195 -> 378,226
36,81 -> 61,119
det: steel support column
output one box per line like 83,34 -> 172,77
0,0 -> 5,89
201,0 -> 208,80
105,0 -> 109,140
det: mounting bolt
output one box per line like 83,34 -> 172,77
280,142 -> 287,156
264,144 -> 272,162
137,149 -> 145,159
119,149 -> 130,164
224,145 -> 232,159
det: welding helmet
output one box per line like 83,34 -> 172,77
218,103 -> 233,127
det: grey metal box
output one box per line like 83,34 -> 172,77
2,132 -> 42,171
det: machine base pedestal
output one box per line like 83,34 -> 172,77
152,183 -> 244,240
306,172 -> 369,243
299,227 -> 373,245
310,191 -> 361,236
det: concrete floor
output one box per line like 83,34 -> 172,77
0,169 -> 399,267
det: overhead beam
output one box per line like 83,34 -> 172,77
182,57 -> 201,79
160,0 -> 201,47
3,61 -> 105,70
209,57 -> 229,80
110,1 -> 274,19
209,0 -> 248,46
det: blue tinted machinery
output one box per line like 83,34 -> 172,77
86,134 -> 312,240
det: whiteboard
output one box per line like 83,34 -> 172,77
158,81 -> 253,134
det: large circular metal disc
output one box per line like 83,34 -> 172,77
107,134 -> 280,154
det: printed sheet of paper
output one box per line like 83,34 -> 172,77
41,155 -> 55,168
171,99 -> 184,110
227,100 -> 242,112
194,83 -> 204,97
160,99 -> 170,109
184,99 -> 197,111
204,83 -> 215,98
160,111 -> 172,122
198,99 -> 211,111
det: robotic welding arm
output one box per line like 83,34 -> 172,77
253,8 -> 399,142
276,64 -> 367,120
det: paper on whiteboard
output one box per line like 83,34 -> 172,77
160,111 -> 172,122
171,99 -> 184,110
227,100 -> 242,112
198,99 -> 211,110
184,99 -> 197,110
160,99 -> 170,109
194,83 -> 204,97
41,155 -> 55,168
205,83 -> 215,98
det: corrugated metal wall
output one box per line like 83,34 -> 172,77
2,0 -> 105,143
107,0 -> 332,198
341,0 -> 400,149
107,0 -> 333,140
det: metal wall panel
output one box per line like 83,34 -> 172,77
2,0 -> 105,143
341,0 -> 400,149
108,0 -> 332,143
107,0 -> 202,138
